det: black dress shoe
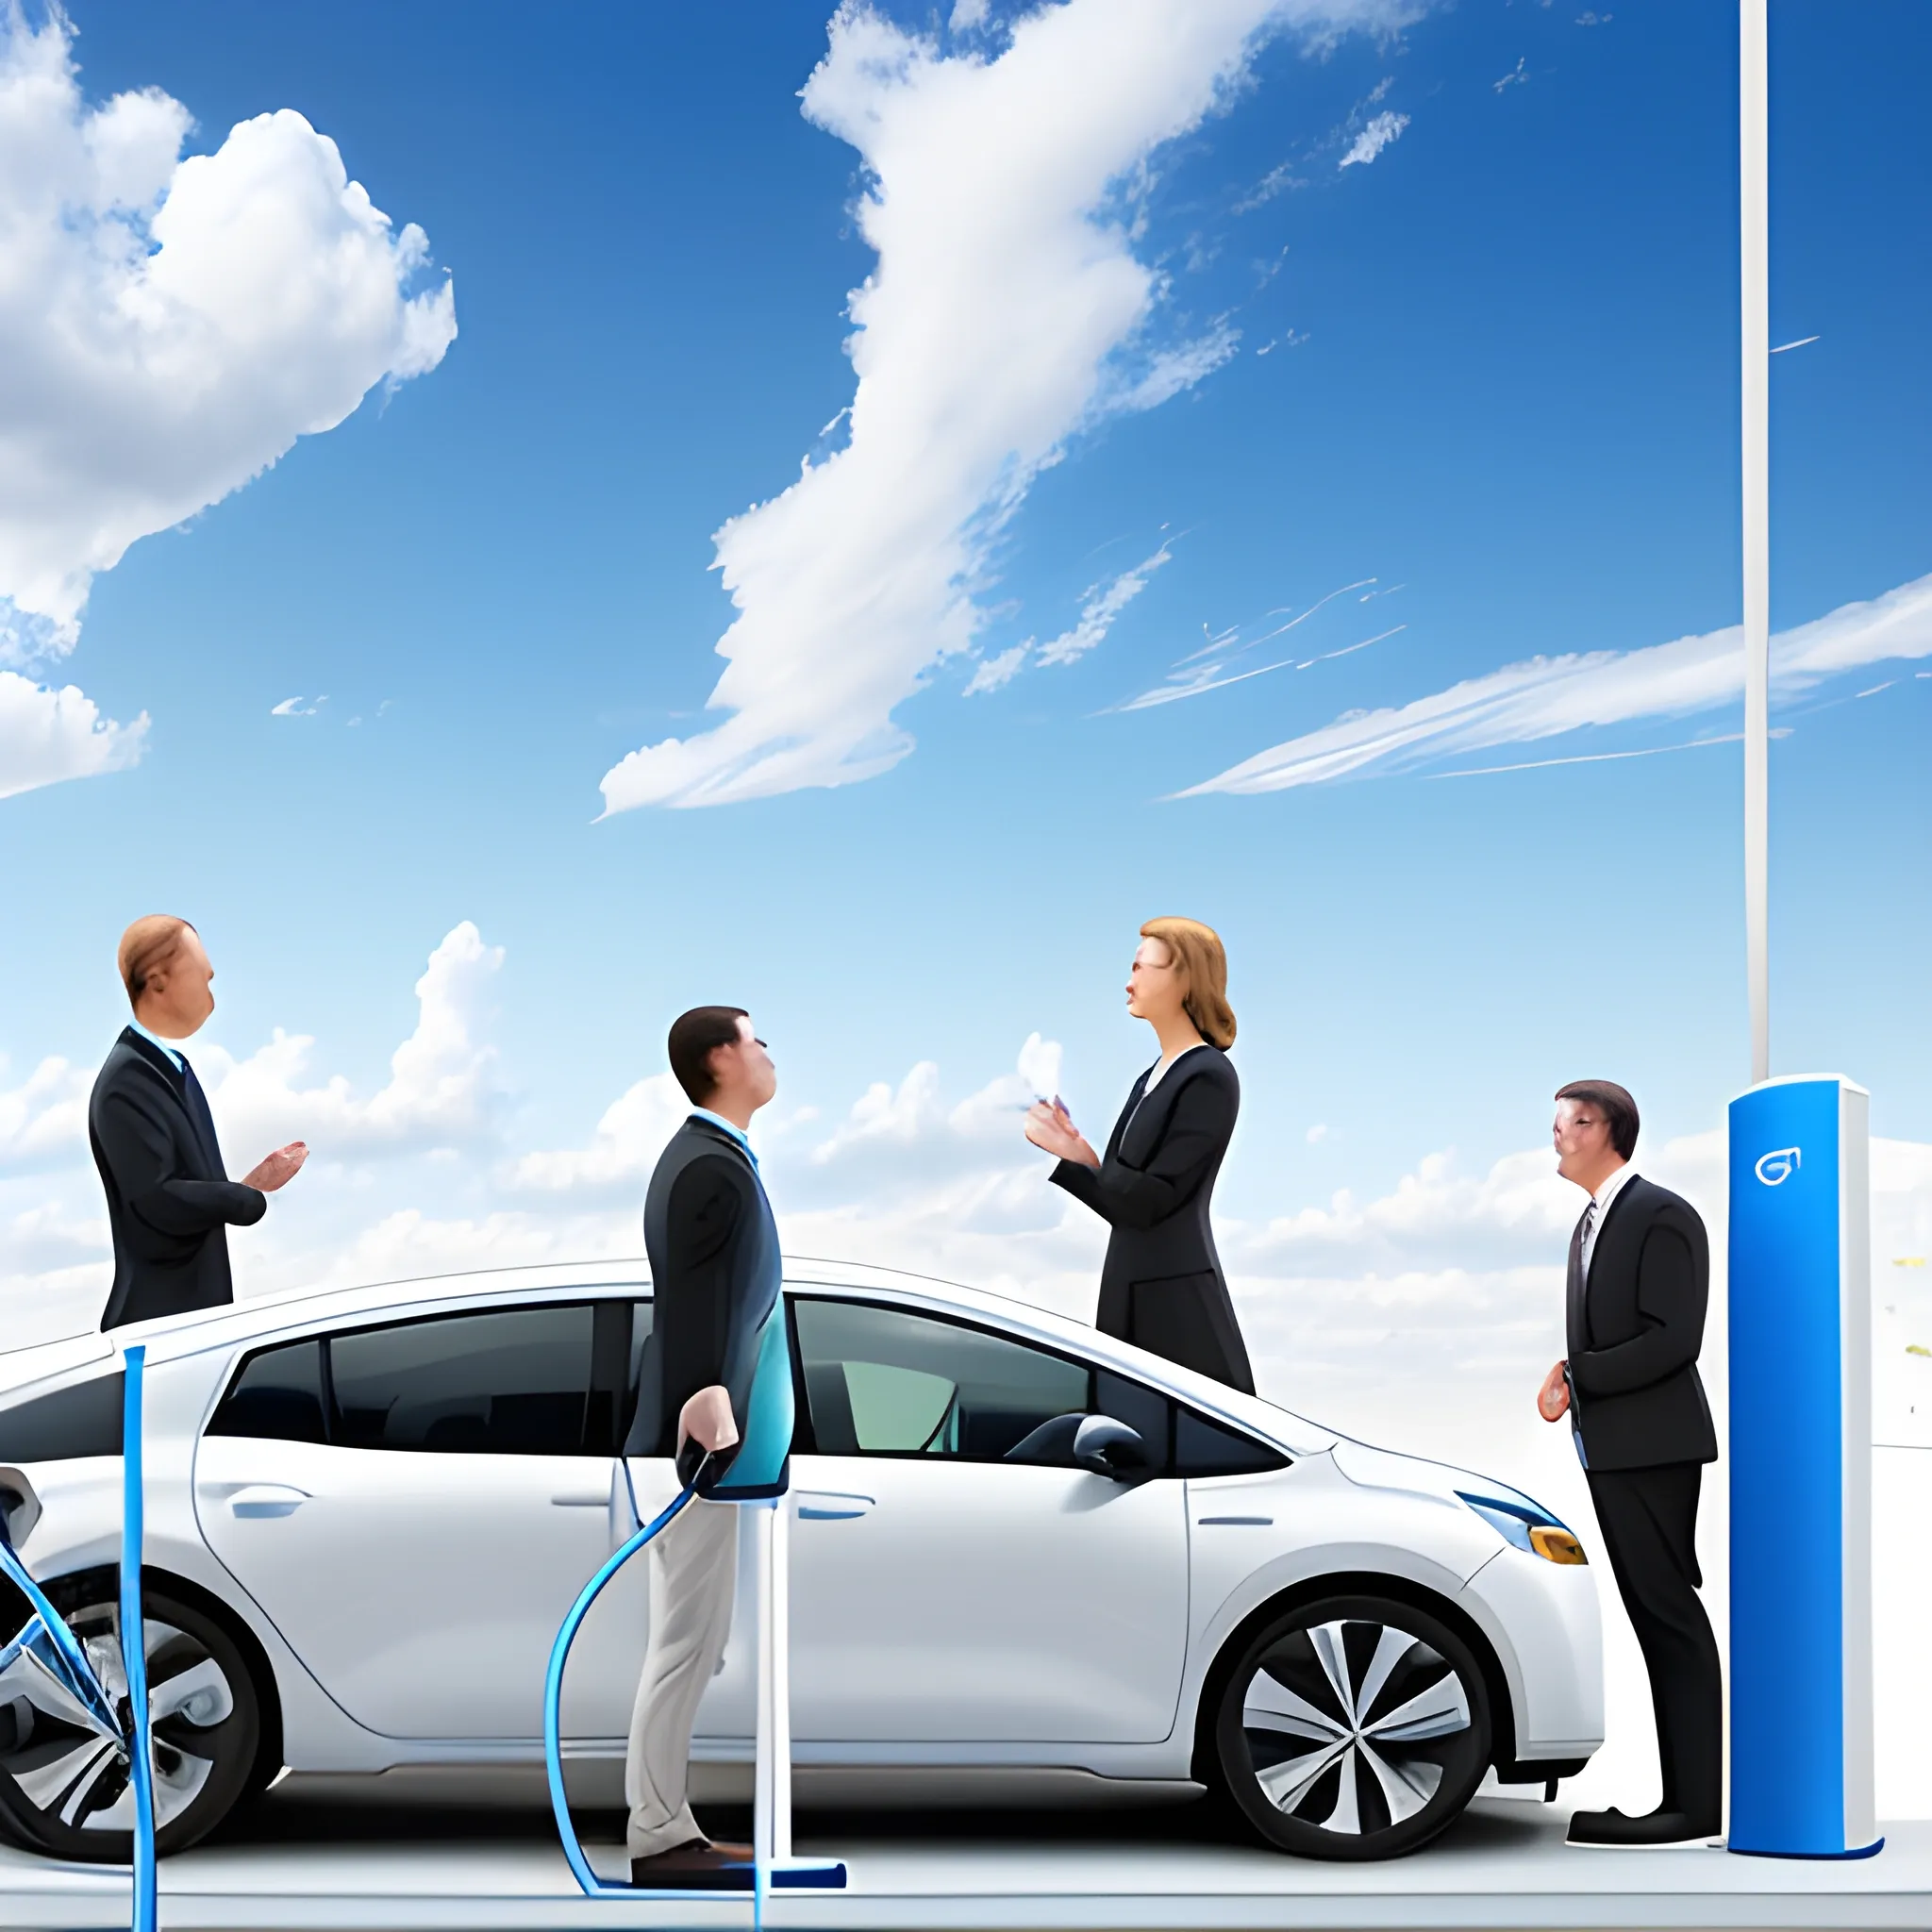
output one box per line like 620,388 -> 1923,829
629,1838 -> 756,1889
1566,1807 -> 1717,1846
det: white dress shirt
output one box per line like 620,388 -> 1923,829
1581,1161 -> 1639,1278
128,1017 -> 185,1072
690,1107 -> 758,1171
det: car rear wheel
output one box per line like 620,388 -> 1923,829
0,1578 -> 258,1860
1214,1592 -> 1491,1860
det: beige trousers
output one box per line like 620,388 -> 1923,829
625,1497 -> 738,1858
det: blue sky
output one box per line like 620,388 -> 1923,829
2,0 -> 1928,1364
5,0 -> 1932,1815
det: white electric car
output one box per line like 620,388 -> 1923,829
0,1260 -> 1602,1863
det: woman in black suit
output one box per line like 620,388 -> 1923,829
1024,917 -> 1253,1393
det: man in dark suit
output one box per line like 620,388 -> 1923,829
1537,1079 -> 1721,1847
90,917 -> 308,1330
623,1006 -> 791,1889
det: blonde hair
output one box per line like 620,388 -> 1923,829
118,916 -> 194,1008
1140,916 -> 1236,1050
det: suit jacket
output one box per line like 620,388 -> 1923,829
90,1029 -> 265,1331
1051,1045 -> 1253,1392
1566,1174 -> 1718,1472
627,1116 -> 789,1493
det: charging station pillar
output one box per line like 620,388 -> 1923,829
1727,1074 -> 1879,1858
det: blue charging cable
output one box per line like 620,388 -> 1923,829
122,1346 -> 157,1932
0,1343 -> 154,1931
542,1466 -> 707,1897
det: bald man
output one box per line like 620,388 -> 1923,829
90,917 -> 308,1330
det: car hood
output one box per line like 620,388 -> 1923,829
1327,1435 -> 1565,1526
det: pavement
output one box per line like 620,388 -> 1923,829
0,1794 -> 1926,1931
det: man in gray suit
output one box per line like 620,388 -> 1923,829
624,1006 -> 791,1889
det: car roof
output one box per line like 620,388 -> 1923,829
92,1255 -> 1335,1457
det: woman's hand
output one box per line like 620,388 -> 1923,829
1024,1099 -> 1100,1168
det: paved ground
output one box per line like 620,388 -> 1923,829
1,1795 -> 1925,1930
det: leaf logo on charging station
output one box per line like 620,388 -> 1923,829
1755,1146 -> 1801,1187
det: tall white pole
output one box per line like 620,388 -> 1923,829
1740,0 -> 1771,1083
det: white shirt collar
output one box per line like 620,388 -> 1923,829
690,1108 -> 758,1168
128,1018 -> 185,1072
1591,1162 -> 1639,1213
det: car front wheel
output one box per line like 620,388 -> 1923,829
1214,1591 -> 1491,1860
0,1578 -> 259,1861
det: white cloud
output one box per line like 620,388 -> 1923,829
0,9 -> 453,794
508,1072 -> 692,1199
1035,542 -> 1174,668
200,923 -> 504,1159
968,543 -> 1174,692
0,1057 -> 91,1172
598,0 -> 1423,813
271,695 -> 325,718
1339,108 -> 1408,167
1183,572 -> 1932,794
0,671 -> 146,800
962,643 -> 1030,695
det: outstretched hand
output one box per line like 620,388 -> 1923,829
1024,1099 -> 1099,1169
243,1142 -> 308,1192
1537,1359 -> 1571,1423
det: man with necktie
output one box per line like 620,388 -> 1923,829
1537,1079 -> 1722,1847
90,917 -> 308,1331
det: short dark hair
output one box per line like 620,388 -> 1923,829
668,1007 -> 748,1105
1555,1079 -> 1640,1161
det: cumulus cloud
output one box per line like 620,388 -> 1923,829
508,1073 -> 692,1200
201,923 -> 504,1158
1339,108 -> 1408,167
0,9 -> 454,795
0,1056 -> 91,1172
1183,572 -> 1932,794
0,671 -> 145,799
598,0 -> 1423,813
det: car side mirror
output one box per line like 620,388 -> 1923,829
1004,1412 -> 1147,1480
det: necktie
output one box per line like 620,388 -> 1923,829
175,1054 -> 224,1175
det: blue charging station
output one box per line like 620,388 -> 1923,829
1728,1075 -> 1879,1859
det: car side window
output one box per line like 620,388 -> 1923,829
791,1296 -> 1168,1468
207,1302 -> 638,1457
208,1340 -> 326,1444
1174,1406 -> 1291,1476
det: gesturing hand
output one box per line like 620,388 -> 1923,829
1537,1359 -> 1571,1423
1024,1099 -> 1100,1169
243,1142 -> 308,1192
678,1384 -> 740,1455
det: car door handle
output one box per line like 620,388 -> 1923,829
227,1485 -> 309,1519
796,1491 -> 874,1520
551,1491 -> 610,1507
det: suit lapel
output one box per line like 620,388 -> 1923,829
119,1027 -> 220,1175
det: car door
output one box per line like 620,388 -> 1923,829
193,1296 -> 650,1741
787,1294 -> 1189,1745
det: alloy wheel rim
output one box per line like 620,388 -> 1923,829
1240,1617 -> 1472,1835
0,1604 -> 235,1836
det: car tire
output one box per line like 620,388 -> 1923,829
1213,1591 -> 1491,1860
0,1575 -> 259,1861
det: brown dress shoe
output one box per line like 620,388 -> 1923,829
629,1838 -> 756,1890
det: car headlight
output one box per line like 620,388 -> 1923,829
1457,1490 -> 1588,1565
